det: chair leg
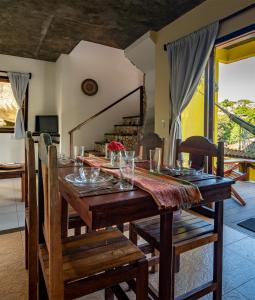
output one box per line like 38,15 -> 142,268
136,260 -> 148,300
74,226 -> 81,236
213,201 -> 224,300
150,250 -> 158,274
231,187 -> 246,206
25,223 -> 28,269
129,223 -> 138,245
105,287 -> 114,300
174,254 -> 180,273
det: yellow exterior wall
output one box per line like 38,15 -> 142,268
181,81 -> 204,140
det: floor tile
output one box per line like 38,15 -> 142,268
226,237 -> 255,264
222,248 -> 255,294
223,289 -> 250,300
0,204 -> 17,214
16,202 -> 25,212
0,212 -> 19,231
223,225 -> 247,246
236,277 -> 255,299
17,211 -> 25,227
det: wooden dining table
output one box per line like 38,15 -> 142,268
54,164 -> 234,300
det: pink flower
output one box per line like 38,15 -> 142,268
107,141 -> 125,152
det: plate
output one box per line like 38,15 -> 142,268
165,167 -> 196,176
102,163 -> 120,169
65,173 -> 113,186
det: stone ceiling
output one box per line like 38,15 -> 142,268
0,0 -> 206,62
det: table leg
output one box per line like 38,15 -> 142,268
159,211 -> 174,300
213,201 -> 224,300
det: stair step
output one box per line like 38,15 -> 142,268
94,141 -> 105,145
122,115 -> 140,126
94,142 -> 106,154
95,136 -> 138,151
104,133 -> 137,136
122,115 -> 140,119
84,150 -> 105,157
114,124 -> 140,135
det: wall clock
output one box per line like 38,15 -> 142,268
81,79 -> 98,96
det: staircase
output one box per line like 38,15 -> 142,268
69,86 -> 144,157
87,115 -> 142,156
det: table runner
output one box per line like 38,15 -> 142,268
78,156 -> 202,210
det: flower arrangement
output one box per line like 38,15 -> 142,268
107,141 -> 125,152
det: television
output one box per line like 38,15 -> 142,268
35,115 -> 58,134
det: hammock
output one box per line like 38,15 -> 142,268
216,103 -> 255,136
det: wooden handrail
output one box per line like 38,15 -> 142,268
69,86 -> 144,156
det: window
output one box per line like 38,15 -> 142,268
0,76 -> 28,133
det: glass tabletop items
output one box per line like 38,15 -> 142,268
65,170 -> 113,186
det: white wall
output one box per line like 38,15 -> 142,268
0,54 -> 56,162
125,32 -> 156,135
56,41 -> 143,155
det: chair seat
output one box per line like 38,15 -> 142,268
39,228 -> 145,284
131,210 -> 214,251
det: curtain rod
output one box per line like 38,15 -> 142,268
0,70 -> 32,79
163,3 -> 255,51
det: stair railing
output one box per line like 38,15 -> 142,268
68,86 -> 144,157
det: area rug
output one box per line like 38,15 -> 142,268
0,231 -> 27,300
238,218 -> 255,233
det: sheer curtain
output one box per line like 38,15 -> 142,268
8,72 -> 30,139
167,22 -> 219,166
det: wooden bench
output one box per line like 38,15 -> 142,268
0,165 -> 25,202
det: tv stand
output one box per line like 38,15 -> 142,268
32,132 -> 60,144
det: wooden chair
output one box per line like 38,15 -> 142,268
25,132 -> 38,300
129,136 -> 224,299
24,132 -> 85,275
224,162 -> 247,206
38,133 -> 148,300
37,133 -> 86,237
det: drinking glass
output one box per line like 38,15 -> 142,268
79,167 -> 100,183
80,146 -> 85,156
176,159 -> 192,169
73,146 -> 83,167
118,154 -> 135,190
124,150 -> 136,160
149,148 -> 162,173
104,143 -> 110,159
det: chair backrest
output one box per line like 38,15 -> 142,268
138,132 -> 164,160
176,136 -> 224,177
38,133 -> 64,299
25,131 -> 38,286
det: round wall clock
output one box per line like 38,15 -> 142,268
81,79 -> 98,96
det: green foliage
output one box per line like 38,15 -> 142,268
218,99 -> 255,145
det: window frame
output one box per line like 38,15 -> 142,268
0,75 -> 28,133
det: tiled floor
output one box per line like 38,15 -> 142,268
224,181 -> 255,238
1,179 -> 255,299
0,178 -> 25,234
